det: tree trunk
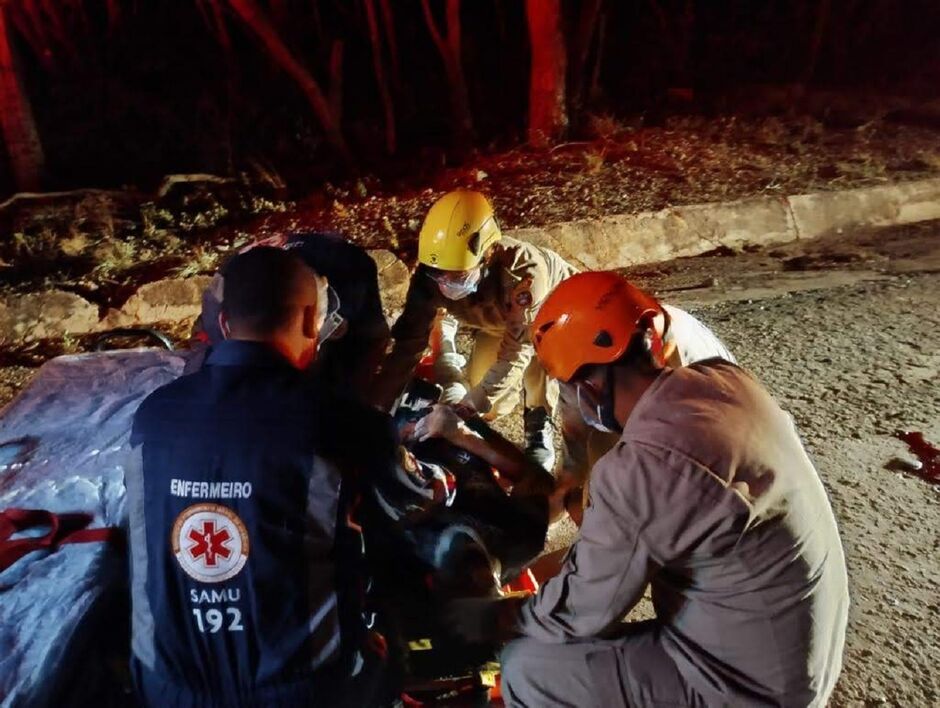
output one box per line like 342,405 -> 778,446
803,0 -> 831,84
568,0 -> 603,129
5,3 -> 56,71
421,0 -> 473,146
377,0 -> 401,92
226,0 -> 350,162
364,0 -> 396,154
589,9 -> 607,104
328,39 -> 344,126
526,0 -> 567,147
0,6 -> 44,191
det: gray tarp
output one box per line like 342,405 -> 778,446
0,350 -> 187,707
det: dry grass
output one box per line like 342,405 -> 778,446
59,231 -> 90,257
922,152 -> 940,171
585,112 -> 625,141
93,238 -> 137,276
584,149 -> 607,174
2,114 -> 938,310
174,244 -> 220,279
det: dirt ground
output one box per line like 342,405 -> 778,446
651,223 -> 939,707
1,221 -> 938,706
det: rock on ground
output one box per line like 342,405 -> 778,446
0,291 -> 99,345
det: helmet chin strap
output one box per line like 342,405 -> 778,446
577,365 -> 622,434
598,365 -> 622,432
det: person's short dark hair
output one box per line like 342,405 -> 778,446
222,247 -> 314,335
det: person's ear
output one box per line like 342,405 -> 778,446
218,312 -> 231,340
302,304 -> 319,340
631,313 -> 665,370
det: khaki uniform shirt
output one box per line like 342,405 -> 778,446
373,237 -> 576,411
519,361 -> 849,706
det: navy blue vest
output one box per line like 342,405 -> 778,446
126,341 -> 397,706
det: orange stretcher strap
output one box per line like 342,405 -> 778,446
0,508 -> 123,573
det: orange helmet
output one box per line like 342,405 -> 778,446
532,272 -> 664,382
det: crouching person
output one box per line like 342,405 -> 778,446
449,272 -> 849,707
125,247 -> 398,708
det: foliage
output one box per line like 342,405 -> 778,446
0,0 -> 937,194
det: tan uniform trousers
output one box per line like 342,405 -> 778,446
432,313 -> 558,419
467,330 -> 557,418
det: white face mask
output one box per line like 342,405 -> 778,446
314,277 -> 345,349
576,384 -> 617,433
431,268 -> 481,301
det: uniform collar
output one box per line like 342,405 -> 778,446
205,340 -> 292,368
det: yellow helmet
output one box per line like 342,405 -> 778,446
418,189 -> 502,271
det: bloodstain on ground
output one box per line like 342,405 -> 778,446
893,430 -> 940,484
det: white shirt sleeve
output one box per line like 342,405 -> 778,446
663,304 -> 736,365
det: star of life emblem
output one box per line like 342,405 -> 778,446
172,503 -> 250,583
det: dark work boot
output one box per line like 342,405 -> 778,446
524,407 -> 556,473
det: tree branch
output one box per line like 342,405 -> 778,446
378,0 -> 400,90
420,0 -> 448,58
328,38 -> 344,125
445,0 -> 461,58
364,0 -> 396,153
226,0 -> 350,162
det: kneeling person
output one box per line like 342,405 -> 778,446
451,272 -> 849,707
126,248 -> 396,707
372,190 -> 578,471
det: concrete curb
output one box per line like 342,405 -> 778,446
509,194 -> 796,271
97,276 -> 215,332
0,291 -> 100,345
786,179 -> 940,241
2,177 -> 939,345
368,249 -> 410,317
510,177 -> 940,271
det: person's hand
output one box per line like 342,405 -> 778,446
548,474 -> 583,524
565,487 -> 585,527
414,404 -> 463,442
459,388 -> 492,418
451,399 -> 478,421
